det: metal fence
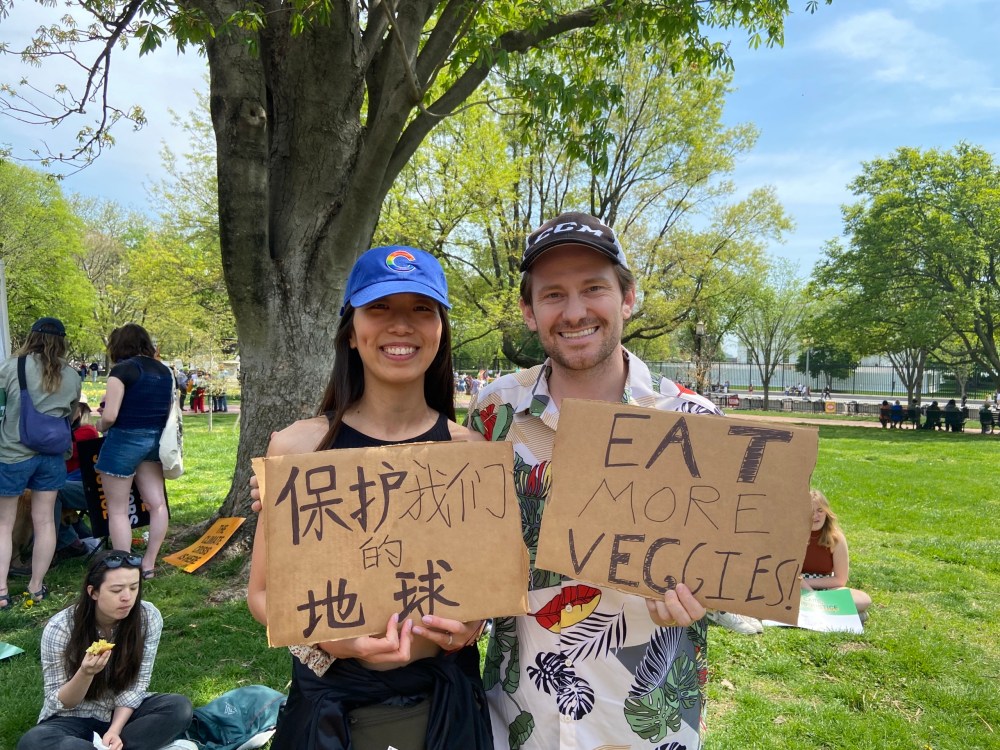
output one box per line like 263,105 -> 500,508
645,361 -> 997,401
454,356 -> 999,400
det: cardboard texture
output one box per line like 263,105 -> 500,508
535,400 -> 817,625
255,441 -> 529,647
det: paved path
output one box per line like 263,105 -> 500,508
726,413 -> 886,429
188,399 -> 993,434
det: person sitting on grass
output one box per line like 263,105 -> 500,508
16,550 -> 193,750
801,489 -> 872,622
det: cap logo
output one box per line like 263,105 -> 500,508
531,221 -> 605,247
385,249 -> 416,272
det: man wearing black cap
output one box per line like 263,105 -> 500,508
467,213 -> 722,749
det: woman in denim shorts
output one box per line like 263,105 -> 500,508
95,325 -> 174,580
0,317 -> 81,609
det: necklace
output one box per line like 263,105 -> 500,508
96,622 -> 119,640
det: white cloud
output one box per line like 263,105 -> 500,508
904,0 -> 990,12
0,4 -> 207,213
733,148 -> 860,208
814,9 -> 987,90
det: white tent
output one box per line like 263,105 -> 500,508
0,260 -> 10,360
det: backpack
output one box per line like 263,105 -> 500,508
17,357 -> 72,455
184,685 -> 286,750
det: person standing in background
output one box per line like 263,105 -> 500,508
0,317 -> 80,609
95,325 -> 173,580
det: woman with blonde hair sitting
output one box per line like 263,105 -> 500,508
802,489 -> 872,620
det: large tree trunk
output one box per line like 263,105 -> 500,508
888,348 -> 927,407
185,0 -> 626,550
196,1 -> 398,547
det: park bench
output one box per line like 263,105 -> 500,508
943,409 -> 966,432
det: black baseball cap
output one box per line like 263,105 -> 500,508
521,212 -> 629,271
31,317 -> 66,337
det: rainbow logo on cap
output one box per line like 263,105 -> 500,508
385,250 -> 416,272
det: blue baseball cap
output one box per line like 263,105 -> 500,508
340,246 -> 451,316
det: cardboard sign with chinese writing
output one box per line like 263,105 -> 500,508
164,517 -> 246,572
535,400 -> 817,625
255,440 -> 529,647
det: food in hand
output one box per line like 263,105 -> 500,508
86,639 -> 115,655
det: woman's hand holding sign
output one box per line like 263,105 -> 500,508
317,612 -> 416,667
412,614 -> 485,652
645,583 -> 705,627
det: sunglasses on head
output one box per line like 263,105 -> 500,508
100,552 -> 143,569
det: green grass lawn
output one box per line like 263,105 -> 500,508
2,417 -> 998,749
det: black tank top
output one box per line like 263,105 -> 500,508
327,412 -> 452,449
320,411 -> 482,682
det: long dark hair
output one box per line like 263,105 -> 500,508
15,331 -> 68,393
65,550 -> 147,700
315,301 -> 455,450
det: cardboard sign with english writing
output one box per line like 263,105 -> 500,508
254,440 -> 529,647
535,400 -> 817,625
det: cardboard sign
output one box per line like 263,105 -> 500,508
78,437 -> 168,537
254,440 -> 529,647
535,400 -> 817,625
763,588 -> 863,633
164,517 -> 246,572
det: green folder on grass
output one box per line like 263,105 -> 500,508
0,642 -> 25,661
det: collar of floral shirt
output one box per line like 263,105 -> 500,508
522,348 -> 645,418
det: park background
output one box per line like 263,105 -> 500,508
1,410 -> 997,749
2,1 -> 1000,747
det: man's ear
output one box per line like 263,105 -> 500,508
622,285 -> 637,321
519,297 -> 538,332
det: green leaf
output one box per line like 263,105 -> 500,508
623,686 -> 681,742
508,711 -> 535,750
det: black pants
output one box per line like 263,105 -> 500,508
18,693 -> 192,750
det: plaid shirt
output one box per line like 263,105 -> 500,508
468,348 -> 723,750
38,601 -> 162,723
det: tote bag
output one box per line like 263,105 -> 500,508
159,387 -> 184,479
17,357 -> 72,455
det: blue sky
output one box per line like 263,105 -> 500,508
2,0 -> 998,276
719,0 -> 1000,272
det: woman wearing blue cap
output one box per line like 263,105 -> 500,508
247,247 -> 491,750
0,317 -> 81,609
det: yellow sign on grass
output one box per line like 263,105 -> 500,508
164,517 -> 246,572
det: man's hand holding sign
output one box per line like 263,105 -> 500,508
253,440 -> 529,650
536,400 -> 818,625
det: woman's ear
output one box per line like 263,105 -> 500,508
87,585 -> 97,600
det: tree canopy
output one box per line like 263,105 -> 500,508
0,160 -> 93,345
2,0 -> 833,536
813,142 -> 1000,395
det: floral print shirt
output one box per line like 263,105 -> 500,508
467,349 -> 723,750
